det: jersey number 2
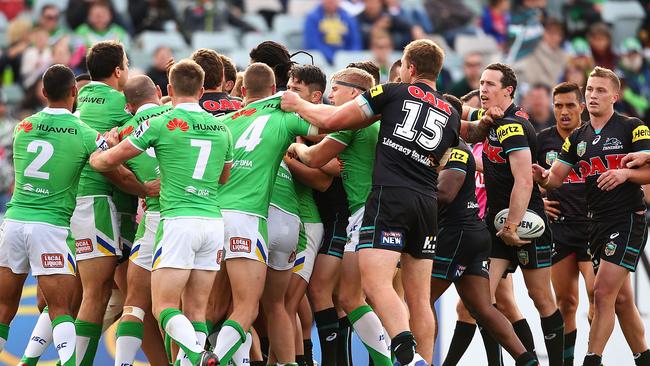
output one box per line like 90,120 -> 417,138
394,100 -> 448,151
25,140 -> 54,179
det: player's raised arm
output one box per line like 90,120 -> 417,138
90,138 -> 143,172
281,90 -> 377,131
289,138 -> 346,168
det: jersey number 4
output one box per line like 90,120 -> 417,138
394,100 -> 448,151
235,115 -> 270,152
25,140 -> 54,179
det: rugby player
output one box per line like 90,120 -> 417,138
289,67 -> 393,366
536,82 -> 595,365
214,62 -> 320,366
0,64 -> 109,366
113,75 -> 172,366
534,67 -> 650,366
91,59 -> 232,366
192,48 -> 242,116
462,63 -> 565,365
281,38 -> 460,366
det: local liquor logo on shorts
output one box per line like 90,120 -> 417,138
216,249 -> 224,265
230,237 -> 252,253
41,253 -> 64,268
75,239 -> 93,254
605,241 -> 617,256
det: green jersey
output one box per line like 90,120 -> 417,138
77,82 -> 132,197
6,108 -> 106,227
128,103 -> 233,219
118,104 -> 172,213
326,122 -> 379,212
295,181 -> 321,224
270,160 -> 299,217
218,94 -> 317,218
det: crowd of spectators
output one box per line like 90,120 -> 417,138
0,0 -> 649,212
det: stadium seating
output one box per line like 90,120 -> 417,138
191,30 -> 240,54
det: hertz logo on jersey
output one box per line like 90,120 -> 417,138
370,85 -> 383,97
496,124 -> 524,143
632,125 -> 650,143
449,149 -> 469,164
562,137 -> 571,152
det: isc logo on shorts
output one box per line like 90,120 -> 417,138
230,237 -> 252,253
380,231 -> 403,247
41,253 -> 64,268
75,239 -> 93,254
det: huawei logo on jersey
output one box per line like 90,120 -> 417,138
17,121 -> 33,133
119,125 -> 134,140
166,118 -> 189,132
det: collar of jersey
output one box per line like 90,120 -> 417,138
42,107 -> 72,115
136,103 -> 160,115
87,81 -> 110,88
175,103 -> 203,112
246,92 -> 283,106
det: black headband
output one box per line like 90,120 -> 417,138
333,79 -> 368,91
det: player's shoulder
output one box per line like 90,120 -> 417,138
536,126 -> 556,140
615,112 -> 646,130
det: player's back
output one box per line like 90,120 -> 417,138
7,109 -> 104,226
129,105 -> 232,218
77,81 -> 132,196
219,94 -> 316,218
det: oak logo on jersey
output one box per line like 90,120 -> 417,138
406,85 -> 452,115
632,125 -> 650,142
75,239 -> 93,254
575,154 -> 625,178
496,124 -> 523,143
17,121 -> 33,133
449,149 -> 469,164
230,237 -> 252,253
483,141 -> 506,164
41,253 -> 64,268
202,99 -> 242,112
166,118 -> 189,132
577,141 -> 587,157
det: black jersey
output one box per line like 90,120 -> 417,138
472,104 -> 545,215
557,112 -> 650,220
199,92 -> 243,116
359,82 -> 460,197
439,140 -> 485,229
536,126 -> 588,223
314,177 -> 350,224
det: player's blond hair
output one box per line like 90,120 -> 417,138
588,66 -> 620,92
331,68 -> 375,91
243,63 -> 275,98
169,59 -> 205,97
403,39 -> 445,82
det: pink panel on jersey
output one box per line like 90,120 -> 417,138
472,142 -> 487,219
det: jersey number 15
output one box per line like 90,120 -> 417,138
394,100 -> 448,151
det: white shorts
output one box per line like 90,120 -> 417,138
0,220 -> 76,276
345,207 -> 364,253
293,222 -> 324,282
70,196 -> 121,261
153,217 -> 223,271
223,211 -> 268,264
129,211 -> 160,271
267,205 -> 300,271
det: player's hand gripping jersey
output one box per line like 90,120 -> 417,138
218,93 -> 318,218
557,112 -> 650,220
128,104 -> 233,218
357,83 -> 460,195
6,109 -> 107,226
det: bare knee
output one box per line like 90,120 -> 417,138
593,284 -> 618,311
527,285 -> 556,314
557,293 -> 579,318
614,289 -> 634,313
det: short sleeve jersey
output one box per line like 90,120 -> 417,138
557,112 -> 650,220
218,94 -> 317,218
439,140 -> 484,229
77,82 -> 132,197
200,92 -> 243,117
358,83 -> 460,196
470,104 -> 545,215
270,160 -> 300,217
6,109 -> 106,226
295,180 -> 321,223
536,126 -> 587,223
128,104 -> 233,219
326,121 -> 380,213
118,104 -> 173,213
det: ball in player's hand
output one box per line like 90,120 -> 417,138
494,209 -> 546,239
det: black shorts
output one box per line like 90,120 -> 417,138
551,222 -> 590,264
317,211 -> 349,258
589,212 -> 648,272
431,226 -> 490,282
487,210 -> 553,272
358,186 -> 437,259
